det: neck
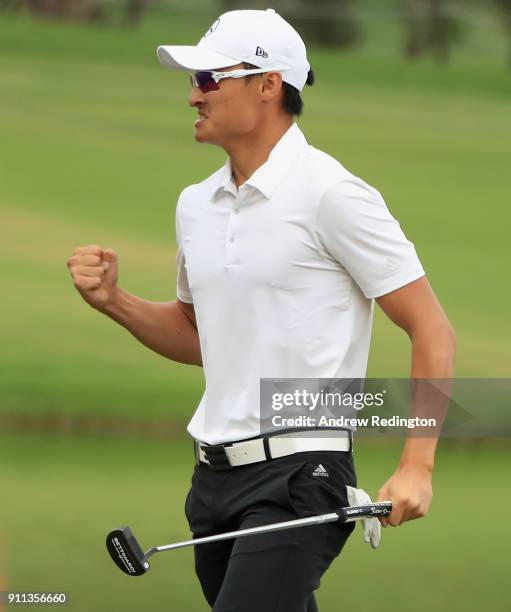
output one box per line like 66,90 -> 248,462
225,115 -> 294,188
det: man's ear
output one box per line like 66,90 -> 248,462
259,71 -> 284,102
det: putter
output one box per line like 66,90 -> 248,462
106,501 -> 392,576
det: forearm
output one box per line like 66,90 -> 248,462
399,324 -> 457,470
375,279 -> 456,523
100,287 -> 202,366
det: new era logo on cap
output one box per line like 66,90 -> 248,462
312,464 -> 329,477
255,46 -> 269,58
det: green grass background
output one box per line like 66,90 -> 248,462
1,4 -> 510,610
2,434 -> 510,611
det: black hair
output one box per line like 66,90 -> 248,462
242,62 -> 315,117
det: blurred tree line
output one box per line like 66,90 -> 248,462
0,0 -> 150,25
1,0 -> 511,66
223,0 -> 511,65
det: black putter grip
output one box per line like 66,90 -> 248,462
106,526 -> 149,576
338,501 -> 392,522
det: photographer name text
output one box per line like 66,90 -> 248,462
271,415 -> 437,429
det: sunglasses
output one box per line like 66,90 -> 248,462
189,67 -> 286,93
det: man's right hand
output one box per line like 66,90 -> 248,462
67,245 -> 119,311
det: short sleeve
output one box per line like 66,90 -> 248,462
315,179 -> 425,299
175,205 -> 193,304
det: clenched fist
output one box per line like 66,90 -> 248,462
67,245 -> 119,311
376,463 -> 433,527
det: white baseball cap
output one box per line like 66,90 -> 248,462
157,8 -> 310,92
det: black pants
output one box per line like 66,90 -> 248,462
184,449 -> 357,612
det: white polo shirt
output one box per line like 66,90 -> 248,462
175,123 -> 425,444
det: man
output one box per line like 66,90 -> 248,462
67,9 -> 456,611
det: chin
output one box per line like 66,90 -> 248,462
194,124 -> 210,143
194,134 -> 216,145
194,128 -> 220,146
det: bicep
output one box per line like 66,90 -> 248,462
177,299 -> 197,330
375,276 -> 449,337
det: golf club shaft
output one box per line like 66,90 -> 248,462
106,502 -> 392,575
147,512 -> 339,557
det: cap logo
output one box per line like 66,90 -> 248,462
255,46 -> 269,58
204,18 -> 220,37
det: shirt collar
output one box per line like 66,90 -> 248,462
212,123 -> 308,201
213,159 -> 236,198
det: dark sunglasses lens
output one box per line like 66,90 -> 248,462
195,72 -> 219,93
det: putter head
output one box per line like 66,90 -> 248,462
106,526 -> 150,576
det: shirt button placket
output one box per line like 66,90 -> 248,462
225,197 -> 241,265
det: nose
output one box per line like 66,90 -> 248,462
189,86 -> 205,108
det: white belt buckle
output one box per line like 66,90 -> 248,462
226,438 -> 267,466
